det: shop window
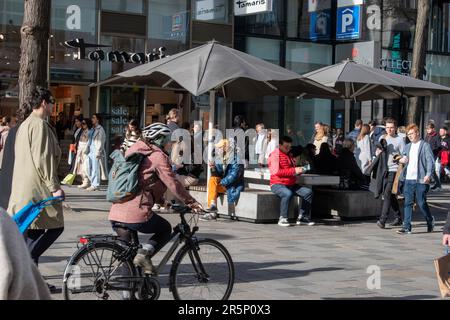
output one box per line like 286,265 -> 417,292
382,0 -> 417,50
99,35 -> 146,80
428,0 -> 450,53
192,0 -> 232,24
285,41 -> 332,143
234,0 -> 285,36
51,0 -> 97,82
101,0 -> 145,14
148,0 -> 190,54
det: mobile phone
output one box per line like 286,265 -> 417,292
302,164 -> 311,172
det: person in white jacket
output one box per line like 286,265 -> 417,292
0,208 -> 51,300
87,113 -> 108,191
355,124 -> 372,174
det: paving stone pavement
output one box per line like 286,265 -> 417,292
40,184 -> 450,300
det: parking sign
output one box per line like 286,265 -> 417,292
336,5 -> 360,40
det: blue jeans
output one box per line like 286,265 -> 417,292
271,184 -> 313,219
403,180 -> 433,231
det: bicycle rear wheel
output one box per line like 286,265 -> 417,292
170,238 -> 234,300
63,242 -> 137,300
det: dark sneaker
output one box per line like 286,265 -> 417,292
376,220 -> 385,229
427,217 -> 435,233
390,218 -> 403,227
396,228 -> 412,235
47,283 -> 57,293
133,249 -> 156,274
296,217 -> 315,226
205,205 -> 218,213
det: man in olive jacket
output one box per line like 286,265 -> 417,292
7,87 -> 65,275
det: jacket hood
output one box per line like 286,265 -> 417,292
126,140 -> 162,157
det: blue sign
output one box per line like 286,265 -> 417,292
336,5 -> 360,40
310,9 -> 331,41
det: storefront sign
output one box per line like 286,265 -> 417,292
234,0 -> 272,16
308,0 -> 331,13
66,5 -> 81,30
110,106 -> 129,135
310,9 -> 331,40
380,58 -> 412,75
195,0 -> 226,20
366,4 -> 381,31
63,38 -> 166,64
336,5 -> 361,40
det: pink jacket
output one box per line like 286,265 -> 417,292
108,140 -> 196,224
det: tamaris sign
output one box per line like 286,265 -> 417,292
63,38 -> 166,64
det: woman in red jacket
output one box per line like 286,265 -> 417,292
268,136 -> 314,227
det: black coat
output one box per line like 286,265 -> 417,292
0,125 -> 18,209
365,138 -> 388,199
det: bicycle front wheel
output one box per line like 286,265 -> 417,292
62,242 -> 137,300
170,238 -> 234,300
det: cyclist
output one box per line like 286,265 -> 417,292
108,122 -> 203,273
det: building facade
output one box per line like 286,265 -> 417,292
1,0 -> 450,154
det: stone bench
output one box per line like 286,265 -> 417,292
187,188 -> 300,223
311,188 -> 382,220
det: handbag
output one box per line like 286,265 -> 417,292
61,173 -> 76,185
434,246 -> 450,298
12,197 -> 64,234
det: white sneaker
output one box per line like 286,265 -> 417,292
296,218 -> 315,226
86,186 -> 98,191
278,218 -> 291,227
200,212 -> 217,221
78,184 -> 90,189
152,204 -> 161,211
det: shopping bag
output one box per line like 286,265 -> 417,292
68,143 -> 77,166
61,173 -> 76,185
12,197 -> 63,234
434,246 -> 450,298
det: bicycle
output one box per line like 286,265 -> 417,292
62,205 -> 235,300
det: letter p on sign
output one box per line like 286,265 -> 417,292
342,12 -> 353,32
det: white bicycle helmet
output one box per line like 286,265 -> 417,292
142,122 -> 172,140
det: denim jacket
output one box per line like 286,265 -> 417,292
399,140 -> 435,184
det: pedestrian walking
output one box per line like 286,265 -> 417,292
375,118 -> 405,229
268,136 -> 314,227
333,128 -> 345,155
425,122 -> 443,191
7,87 -> 65,292
355,124 -> 372,173
254,123 -> 268,167
346,119 -> 363,142
310,121 -> 323,143
87,113 -> 108,191
74,118 -> 94,189
0,116 -> 15,171
397,124 -> 435,234
201,139 -> 245,220
120,119 -> 142,154
166,108 -> 180,132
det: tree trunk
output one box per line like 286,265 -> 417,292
17,0 -> 51,122
407,0 -> 429,126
